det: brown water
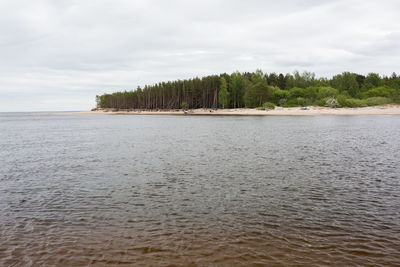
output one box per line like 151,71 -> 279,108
1,113 -> 399,266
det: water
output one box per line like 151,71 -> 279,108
0,113 -> 399,266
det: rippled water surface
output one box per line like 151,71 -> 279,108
1,113 -> 400,266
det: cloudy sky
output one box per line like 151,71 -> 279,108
1,0 -> 399,111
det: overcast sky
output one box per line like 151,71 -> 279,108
1,0 -> 399,111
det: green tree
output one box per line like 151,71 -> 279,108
95,69 -> 397,110
272,89 -> 289,105
331,72 -> 360,97
288,87 -> 306,99
229,72 -> 245,108
267,72 -> 278,87
290,71 -> 316,88
362,73 -> 381,90
285,73 -> 295,89
244,69 -> 271,107
218,77 -> 229,108
277,73 -> 286,89
317,87 -> 339,99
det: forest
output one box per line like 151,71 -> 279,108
96,70 -> 400,110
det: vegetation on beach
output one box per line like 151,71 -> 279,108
97,70 -> 400,110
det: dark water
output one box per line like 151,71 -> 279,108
1,113 -> 399,266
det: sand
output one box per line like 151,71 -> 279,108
81,105 -> 400,116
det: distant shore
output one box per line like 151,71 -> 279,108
80,105 -> 400,116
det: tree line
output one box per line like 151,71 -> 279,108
96,70 -> 400,109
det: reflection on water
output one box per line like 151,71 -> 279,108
0,114 -> 399,266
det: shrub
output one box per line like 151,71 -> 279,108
336,94 -> 349,107
313,98 -> 327,106
286,99 -> 298,105
297,97 -> 307,106
304,86 -> 318,100
262,102 -> 276,110
289,87 -> 306,99
281,103 -> 300,108
342,98 -> 367,107
363,86 -> 395,98
272,89 -> 289,104
317,87 -> 339,99
364,97 -> 392,106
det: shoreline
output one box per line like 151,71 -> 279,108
79,105 -> 400,116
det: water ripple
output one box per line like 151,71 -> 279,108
0,114 -> 399,266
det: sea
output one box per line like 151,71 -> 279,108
0,113 -> 399,266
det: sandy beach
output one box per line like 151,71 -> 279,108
81,105 -> 400,116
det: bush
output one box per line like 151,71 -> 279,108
317,87 -> 339,99
336,94 -> 349,107
281,103 -> 300,108
313,98 -> 326,106
289,87 -> 306,99
364,97 -> 392,106
303,86 -> 318,100
285,99 -> 299,106
272,89 -> 289,104
363,86 -> 395,98
297,97 -> 307,106
262,102 -> 276,110
342,98 -> 367,107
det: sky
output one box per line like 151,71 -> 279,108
0,0 -> 399,111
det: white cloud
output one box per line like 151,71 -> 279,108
0,0 -> 399,111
